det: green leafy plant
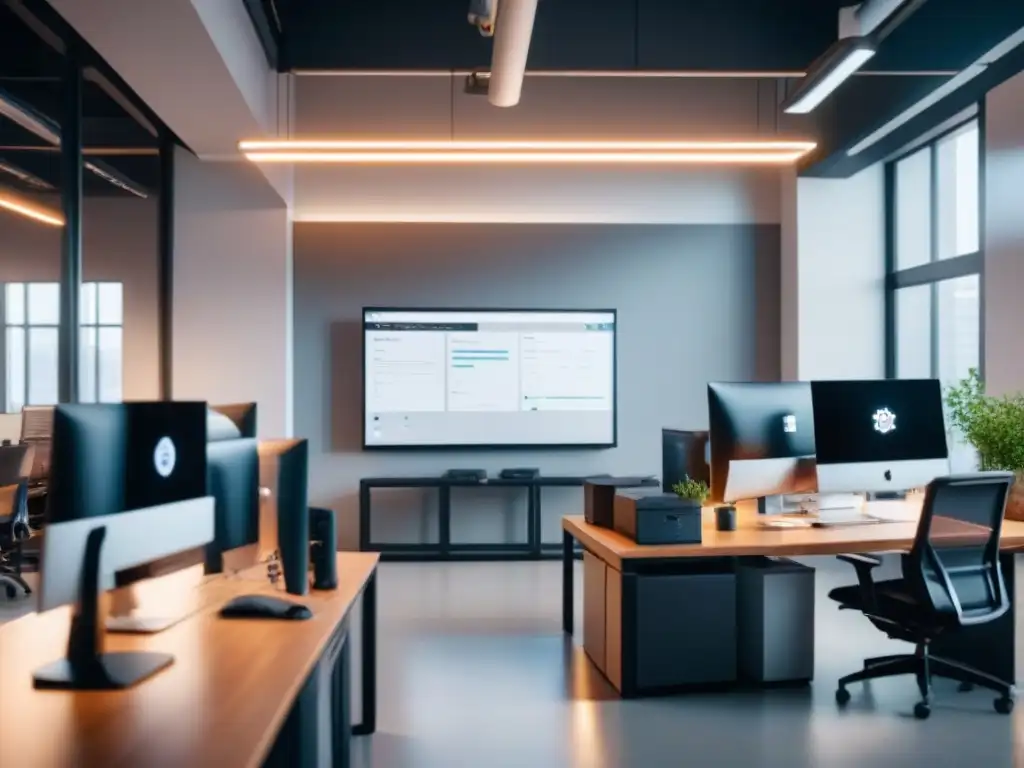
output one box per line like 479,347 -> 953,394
671,476 -> 709,503
945,368 -> 1024,472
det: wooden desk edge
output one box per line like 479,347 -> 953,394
0,551 -> 380,768
563,515 -> 1024,569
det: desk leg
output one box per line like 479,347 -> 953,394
352,570 -> 377,737
334,635 -> 352,768
358,484 -> 371,551
527,486 -> 541,559
438,486 -> 451,559
563,529 -> 574,635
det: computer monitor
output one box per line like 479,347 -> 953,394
661,429 -> 710,490
811,379 -> 949,498
258,438 -> 309,596
707,382 -> 817,503
205,436 -> 260,575
34,402 -> 215,690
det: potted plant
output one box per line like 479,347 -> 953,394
671,476 -> 710,507
945,369 -> 1024,520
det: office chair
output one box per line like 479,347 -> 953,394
830,472 -> 1016,720
0,480 -> 32,598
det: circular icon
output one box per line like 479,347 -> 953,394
153,436 -> 177,478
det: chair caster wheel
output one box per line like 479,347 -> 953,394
3,584 -> 16,600
994,696 -> 1014,715
835,687 -> 850,706
958,682 -> 974,693
913,702 -> 931,720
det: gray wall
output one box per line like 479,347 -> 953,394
294,222 -> 780,549
172,148 -> 293,437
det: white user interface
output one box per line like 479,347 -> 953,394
363,310 -> 616,447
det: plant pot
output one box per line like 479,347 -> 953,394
1005,474 -> 1024,522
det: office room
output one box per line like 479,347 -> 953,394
2,0 -> 1024,766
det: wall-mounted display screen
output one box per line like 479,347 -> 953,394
362,308 -> 617,448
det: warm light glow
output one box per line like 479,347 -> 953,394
243,150 -> 808,165
0,192 -> 64,226
240,138 -> 817,152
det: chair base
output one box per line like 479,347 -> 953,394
0,571 -> 31,599
837,644 -> 1015,719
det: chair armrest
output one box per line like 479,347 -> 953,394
837,553 -> 882,569
836,553 -> 883,612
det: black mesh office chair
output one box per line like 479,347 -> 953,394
829,472 -> 1016,720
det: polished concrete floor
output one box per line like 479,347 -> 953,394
351,556 -> 1020,768
2,559 -> 1019,767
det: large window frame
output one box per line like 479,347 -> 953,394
884,114 -> 985,382
2,281 -> 125,412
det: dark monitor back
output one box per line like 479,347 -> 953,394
205,437 -> 260,573
811,379 -> 948,465
661,429 -> 710,489
708,382 -> 815,501
47,402 -> 208,525
708,382 -> 815,459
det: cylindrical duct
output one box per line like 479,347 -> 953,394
488,0 -> 539,107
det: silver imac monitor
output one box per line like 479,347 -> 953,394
34,402 -> 215,691
707,382 -> 817,504
810,379 -> 950,507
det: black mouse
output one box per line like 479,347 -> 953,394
219,594 -> 312,621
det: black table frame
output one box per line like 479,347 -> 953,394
359,475 -> 608,562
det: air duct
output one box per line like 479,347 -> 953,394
487,0 -> 539,107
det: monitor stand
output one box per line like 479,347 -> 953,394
32,527 -> 175,691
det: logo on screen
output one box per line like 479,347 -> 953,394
872,408 -> 896,435
782,414 -> 797,433
153,436 -> 177,478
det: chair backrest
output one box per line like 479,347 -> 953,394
904,472 -> 1014,627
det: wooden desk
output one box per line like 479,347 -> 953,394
0,552 -> 379,768
563,507 -> 1024,696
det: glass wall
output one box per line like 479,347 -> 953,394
0,2 -> 168,415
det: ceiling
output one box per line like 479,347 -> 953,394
0,1 -> 161,198
254,0 -> 1024,176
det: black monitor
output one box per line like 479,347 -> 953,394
35,402 -> 215,690
661,429 -> 709,490
707,382 -> 817,503
205,437 -> 260,575
46,402 -> 208,524
811,379 -> 949,494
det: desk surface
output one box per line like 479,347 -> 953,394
565,501 -> 1024,567
0,552 -> 379,768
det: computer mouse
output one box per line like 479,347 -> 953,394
219,594 -> 313,621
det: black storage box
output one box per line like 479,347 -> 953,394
584,476 -> 659,528
613,490 -> 703,545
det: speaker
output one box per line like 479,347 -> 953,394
309,507 -> 338,590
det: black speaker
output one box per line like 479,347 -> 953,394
310,506 -> 338,590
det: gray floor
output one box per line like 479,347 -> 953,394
3,560 -> 1019,767
351,556 -> 1019,768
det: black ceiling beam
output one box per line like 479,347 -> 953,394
5,0 -> 184,151
244,0 -> 282,70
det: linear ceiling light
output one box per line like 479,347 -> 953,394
239,139 -> 816,165
782,37 -> 876,114
0,189 -> 64,227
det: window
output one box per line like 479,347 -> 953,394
887,119 -> 982,386
887,120 -> 982,471
2,282 -> 124,412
